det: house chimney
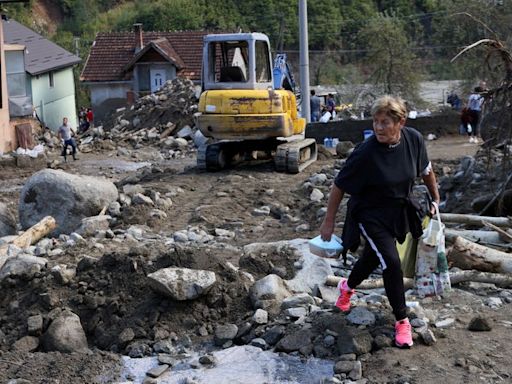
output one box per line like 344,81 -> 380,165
134,23 -> 143,53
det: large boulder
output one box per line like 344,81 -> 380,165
0,202 -> 16,237
19,169 -> 119,235
249,274 -> 291,314
148,267 -> 217,300
0,254 -> 47,281
42,310 -> 88,353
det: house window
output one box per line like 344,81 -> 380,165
49,71 -> 54,88
6,50 -> 27,97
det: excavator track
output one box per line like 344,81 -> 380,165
197,142 -> 229,171
197,138 -> 317,173
274,138 -> 317,173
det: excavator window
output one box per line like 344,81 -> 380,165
220,66 -> 246,82
255,41 -> 271,83
209,41 -> 248,83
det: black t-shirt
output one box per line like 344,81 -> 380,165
335,126 -> 429,240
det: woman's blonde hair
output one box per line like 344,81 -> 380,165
371,95 -> 407,122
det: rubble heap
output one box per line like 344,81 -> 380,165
438,146 -> 512,215
106,77 -> 199,135
74,78 -> 205,160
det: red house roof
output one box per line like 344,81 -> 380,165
81,30 -> 209,82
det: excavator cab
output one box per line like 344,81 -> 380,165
202,33 -> 272,91
197,33 -> 317,173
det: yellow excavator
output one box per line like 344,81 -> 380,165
196,33 -> 317,173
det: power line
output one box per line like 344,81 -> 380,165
278,45 -> 467,54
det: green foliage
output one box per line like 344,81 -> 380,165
4,0 -> 512,106
358,14 -> 422,100
307,0 -> 343,49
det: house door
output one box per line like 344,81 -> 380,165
150,69 -> 166,93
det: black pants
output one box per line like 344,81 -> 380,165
468,109 -> 480,137
347,221 -> 407,321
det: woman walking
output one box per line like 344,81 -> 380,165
320,95 -> 440,348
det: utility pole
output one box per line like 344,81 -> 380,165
73,37 -> 80,58
299,0 -> 310,122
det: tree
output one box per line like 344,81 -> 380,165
307,0 -> 343,50
357,14 -> 421,100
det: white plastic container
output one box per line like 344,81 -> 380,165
308,235 -> 343,258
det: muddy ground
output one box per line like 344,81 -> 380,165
1,134 -> 512,384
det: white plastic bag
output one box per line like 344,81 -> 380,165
415,203 -> 450,297
319,112 -> 331,123
467,123 -> 472,133
308,235 -> 343,258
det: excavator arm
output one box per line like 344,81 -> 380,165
272,53 -> 297,93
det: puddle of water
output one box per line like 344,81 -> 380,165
120,345 -> 333,384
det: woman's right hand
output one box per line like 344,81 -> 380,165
320,218 -> 335,241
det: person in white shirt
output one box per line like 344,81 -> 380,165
58,117 -> 78,161
467,87 -> 484,143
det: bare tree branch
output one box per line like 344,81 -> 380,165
452,12 -> 498,39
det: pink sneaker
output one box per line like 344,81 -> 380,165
395,318 -> 413,348
335,278 -> 354,312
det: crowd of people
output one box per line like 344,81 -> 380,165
310,90 -> 337,122
78,106 -> 94,134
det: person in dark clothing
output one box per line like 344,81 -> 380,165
326,93 -> 336,120
310,90 -> 321,122
447,91 -> 462,111
319,95 -> 440,348
460,105 -> 474,139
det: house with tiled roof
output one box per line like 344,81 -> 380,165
81,24 -> 208,123
3,19 -> 81,134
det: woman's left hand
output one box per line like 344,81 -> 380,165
430,201 -> 440,216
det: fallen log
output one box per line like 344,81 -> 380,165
324,276 -> 415,290
483,221 -> 512,243
445,228 -> 502,244
440,213 -> 511,227
447,236 -> 512,273
0,216 -> 56,259
325,270 -> 512,289
444,229 -> 512,252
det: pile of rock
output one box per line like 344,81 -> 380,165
72,78 -> 208,160
4,165 -> 512,383
438,147 -> 512,215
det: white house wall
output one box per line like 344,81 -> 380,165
31,67 -> 78,131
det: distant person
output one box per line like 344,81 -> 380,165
58,117 -> 78,162
78,107 -> 89,133
310,90 -> 321,122
460,104 -> 475,140
86,108 -> 94,128
447,91 -> 461,111
326,94 -> 336,120
467,87 -> 484,143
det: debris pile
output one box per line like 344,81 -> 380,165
1,163 -> 512,383
73,78 -> 206,160
438,147 -> 512,216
